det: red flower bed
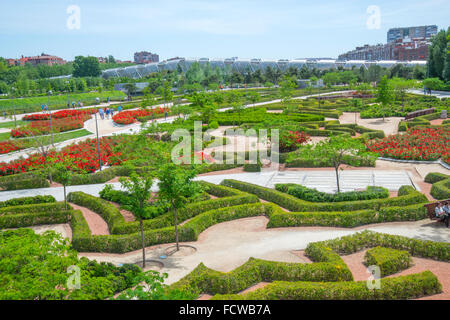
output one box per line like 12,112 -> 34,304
0,136 -> 125,176
279,130 -> 311,153
11,116 -> 89,138
23,109 -> 96,121
366,127 -> 450,164
0,141 -> 23,154
112,107 -> 167,125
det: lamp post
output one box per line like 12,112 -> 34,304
48,90 -> 54,146
11,87 -> 17,128
94,110 -> 102,171
65,81 -> 70,108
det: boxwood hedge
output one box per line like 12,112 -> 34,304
364,246 -> 412,277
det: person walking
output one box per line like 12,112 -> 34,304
105,108 -> 110,119
99,107 -> 105,120
164,110 -> 168,120
110,108 -> 114,117
118,105 -> 123,113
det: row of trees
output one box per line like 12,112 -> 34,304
427,27 -> 450,83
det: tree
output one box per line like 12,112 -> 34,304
124,83 -> 138,97
119,172 -> 154,268
279,76 -> 297,105
72,56 -> 101,77
423,77 -> 444,91
427,29 -> 448,80
157,164 -> 202,251
46,157 -> 77,213
376,75 -> 394,121
301,135 -> 376,193
390,77 -> 412,111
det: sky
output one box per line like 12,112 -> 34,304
0,0 -> 449,61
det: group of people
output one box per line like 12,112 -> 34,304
435,201 -> 450,227
98,106 -> 116,120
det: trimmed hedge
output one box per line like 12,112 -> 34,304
0,202 -> 67,216
265,202 -> 426,228
0,172 -> 49,191
0,195 -> 55,208
212,272 -> 441,300
425,172 -> 450,200
285,153 -> 376,168
172,230 -> 445,300
275,184 -> 389,202
243,163 -> 261,172
222,180 -> 428,212
0,209 -> 73,229
364,246 -> 412,277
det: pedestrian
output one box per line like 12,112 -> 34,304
2,111 -> 5,119
107,97 -> 109,103
72,101 -> 76,108
99,108 -> 105,120
110,108 -> 114,117
118,105 -> 123,113
78,101 -> 81,108
164,110 -> 168,120
106,108 -> 110,119
41,104 -> 45,112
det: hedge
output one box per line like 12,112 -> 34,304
0,172 -> 50,191
212,272 -> 441,300
172,230 -> 445,299
222,180 -> 428,212
285,153 -> 376,168
0,208 -> 73,228
243,163 -> 261,172
0,195 -> 55,208
265,202 -> 426,228
425,172 -> 450,200
0,202 -> 67,216
431,178 -> 450,200
275,184 -> 389,202
364,247 -> 412,277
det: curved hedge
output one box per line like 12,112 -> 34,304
171,230 -> 445,300
364,246 -> 412,277
425,172 -> 450,200
212,272 -> 441,300
222,180 -> 428,212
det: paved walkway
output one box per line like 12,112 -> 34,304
33,217 -> 449,285
0,169 -> 416,202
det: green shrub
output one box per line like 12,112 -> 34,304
208,121 -> 219,129
0,202 -> 67,216
212,272 -> 441,300
425,172 -> 449,184
0,172 -> 49,191
0,195 -> 55,208
431,178 -> 450,200
275,184 -> 389,202
364,247 -> 412,277
0,209 -> 72,228
243,162 -> 261,172
222,180 -> 427,212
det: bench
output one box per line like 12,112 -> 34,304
424,199 -> 450,222
405,108 -> 435,121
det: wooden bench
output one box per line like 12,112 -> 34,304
424,199 -> 450,222
405,108 -> 435,121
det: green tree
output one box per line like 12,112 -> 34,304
427,29 -> 448,80
72,56 -> 101,77
279,75 -> 297,105
157,164 -> 202,251
301,135 -> 376,193
119,173 -> 154,268
376,75 -> 394,121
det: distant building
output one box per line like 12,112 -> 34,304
7,53 -> 66,66
339,25 -> 436,61
387,25 -> 437,43
134,51 -> 159,64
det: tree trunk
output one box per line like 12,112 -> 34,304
238,110 -> 241,126
140,218 -> 146,268
173,203 -> 179,251
233,111 -> 235,127
335,166 -> 341,193
63,185 -> 67,210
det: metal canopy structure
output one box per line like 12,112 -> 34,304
50,58 -> 427,80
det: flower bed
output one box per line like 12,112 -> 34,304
112,107 -> 167,125
0,141 -> 23,154
22,109 -> 96,121
11,116 -> 89,138
366,127 -> 450,164
0,136 -> 125,176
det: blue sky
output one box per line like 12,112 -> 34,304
0,0 -> 449,61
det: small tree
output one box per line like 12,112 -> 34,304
119,172 -> 154,268
376,75 -> 394,121
157,164 -> 202,251
303,135 -> 375,193
279,76 -> 297,106
28,129 -> 56,183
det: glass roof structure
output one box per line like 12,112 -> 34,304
49,58 -> 428,80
